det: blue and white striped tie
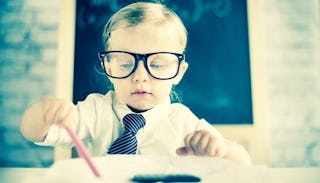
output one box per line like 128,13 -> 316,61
107,113 -> 146,154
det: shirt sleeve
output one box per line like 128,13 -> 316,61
35,107 -> 80,148
170,103 -> 224,138
35,126 -> 72,147
35,93 -> 112,148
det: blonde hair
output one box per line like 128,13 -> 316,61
103,2 -> 188,51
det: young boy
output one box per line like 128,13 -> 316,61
20,2 -> 251,165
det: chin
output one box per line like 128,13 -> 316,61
129,103 -> 154,112
137,105 -> 153,111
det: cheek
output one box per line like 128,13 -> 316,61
112,80 -> 129,95
153,81 -> 174,96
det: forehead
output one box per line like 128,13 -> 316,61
108,24 -> 185,53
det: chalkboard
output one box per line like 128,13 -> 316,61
73,0 -> 253,124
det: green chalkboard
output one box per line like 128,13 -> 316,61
73,0 -> 253,124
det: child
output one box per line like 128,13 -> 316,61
20,2 -> 251,165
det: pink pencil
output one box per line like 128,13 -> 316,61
64,125 -> 101,177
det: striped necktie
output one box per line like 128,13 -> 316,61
107,113 -> 146,154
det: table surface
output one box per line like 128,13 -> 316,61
2,167 -> 320,183
1,156 -> 320,183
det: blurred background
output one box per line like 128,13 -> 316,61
0,0 -> 319,168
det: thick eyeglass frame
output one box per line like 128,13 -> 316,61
98,51 -> 185,80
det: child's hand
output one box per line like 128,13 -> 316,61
41,97 -> 76,127
176,129 -> 228,157
21,96 -> 76,142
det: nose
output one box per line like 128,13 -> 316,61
132,61 -> 149,82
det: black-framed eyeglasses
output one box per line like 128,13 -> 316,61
98,51 -> 185,80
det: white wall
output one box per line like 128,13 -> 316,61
260,0 -> 320,167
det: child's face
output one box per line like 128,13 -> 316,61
107,24 -> 188,110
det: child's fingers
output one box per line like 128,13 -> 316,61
184,132 -> 194,149
43,99 -> 61,125
187,130 -> 213,155
42,97 -> 75,126
176,146 -> 195,155
206,136 -> 228,157
189,131 -> 203,152
176,147 -> 187,155
198,133 -> 210,154
179,130 -> 228,157
53,102 -> 75,126
176,132 -> 196,155
207,136 -> 220,156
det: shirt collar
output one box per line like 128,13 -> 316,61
111,91 -> 171,125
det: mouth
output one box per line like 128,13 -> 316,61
131,90 -> 151,95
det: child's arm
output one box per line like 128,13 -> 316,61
20,97 -> 76,142
176,129 -> 252,166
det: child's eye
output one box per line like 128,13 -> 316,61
149,63 -> 162,69
120,63 -> 133,69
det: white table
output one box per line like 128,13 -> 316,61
1,156 -> 319,183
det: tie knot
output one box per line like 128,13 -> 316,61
123,113 -> 146,134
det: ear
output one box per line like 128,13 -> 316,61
172,61 -> 188,85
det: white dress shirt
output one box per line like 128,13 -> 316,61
37,91 -> 223,156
